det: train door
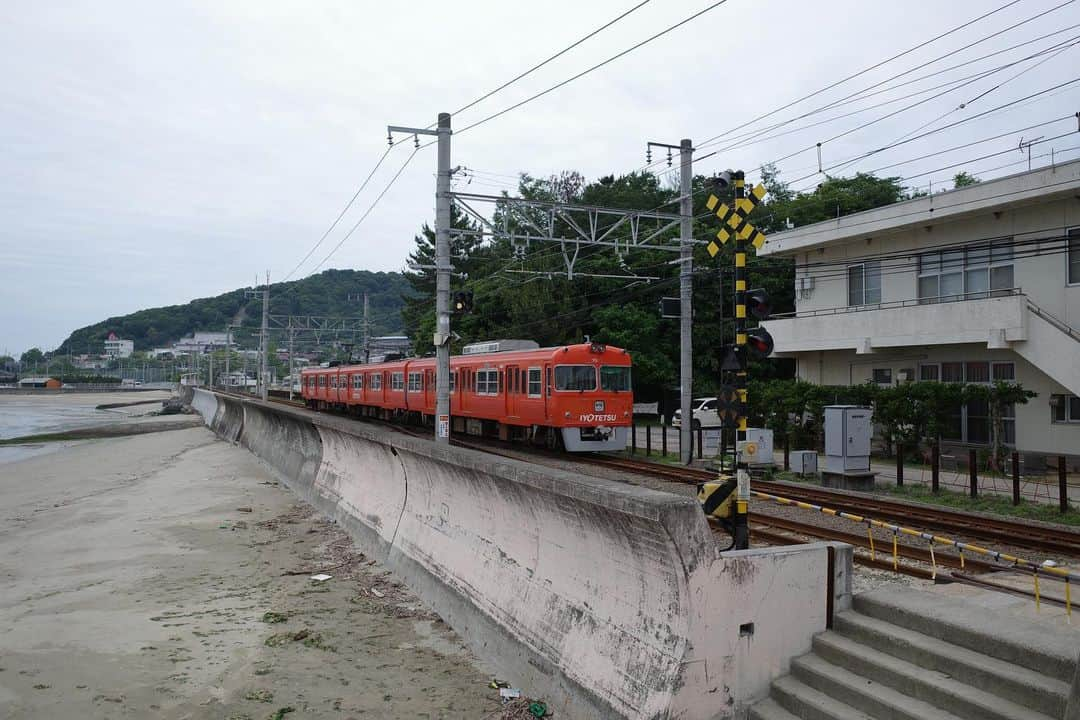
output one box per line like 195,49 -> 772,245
506,365 -> 520,418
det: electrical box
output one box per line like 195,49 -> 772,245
791,450 -> 817,475
739,428 -> 774,467
825,405 -> 872,475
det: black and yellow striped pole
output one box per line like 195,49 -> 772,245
701,171 -> 770,551
731,173 -> 751,549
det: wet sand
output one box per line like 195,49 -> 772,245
0,424 -> 501,719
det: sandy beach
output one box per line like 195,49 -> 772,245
0,419 -> 501,719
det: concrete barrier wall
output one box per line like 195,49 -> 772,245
191,392 -> 847,720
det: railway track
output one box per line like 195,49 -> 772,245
579,454 -> 1080,558
208,393 -> 1080,562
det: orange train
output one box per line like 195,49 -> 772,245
299,341 -> 632,451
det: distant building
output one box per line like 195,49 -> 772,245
760,160 -> 1080,461
18,377 -> 61,389
104,332 -> 134,359
173,331 -> 233,354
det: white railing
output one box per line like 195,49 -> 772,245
774,287 -> 1023,319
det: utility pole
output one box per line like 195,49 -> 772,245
288,327 -> 295,401
388,112 -> 452,444
679,139 -> 694,465
362,293 -> 370,363
261,271 -> 270,400
225,326 -> 232,389
647,138 -> 695,463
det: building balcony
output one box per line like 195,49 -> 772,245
762,289 -> 1027,354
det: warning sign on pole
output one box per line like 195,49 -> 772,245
437,414 -> 450,438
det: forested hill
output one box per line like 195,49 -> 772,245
57,269 -> 412,354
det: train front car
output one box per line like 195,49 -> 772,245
550,342 -> 633,452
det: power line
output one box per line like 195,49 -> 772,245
450,1 -> 652,118
454,0 -> 732,136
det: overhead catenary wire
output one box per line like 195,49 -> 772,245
453,0 -> 733,136
448,1 -> 652,119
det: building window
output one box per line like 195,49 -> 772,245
965,361 -> 989,383
847,261 -> 881,306
918,240 -> 1013,302
872,368 -> 892,385
1069,228 -> 1080,285
408,372 -> 422,392
991,362 -> 1014,381
527,367 -> 542,397
919,364 -> 939,381
1052,395 -> 1080,423
941,362 -> 964,383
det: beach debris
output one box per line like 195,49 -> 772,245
369,587 -> 385,598
236,507 -> 253,513
261,611 -> 288,624
500,688 -> 521,702
310,573 -> 332,583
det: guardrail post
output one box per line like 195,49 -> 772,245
969,449 -> 978,499
1012,451 -> 1021,506
646,424 -> 652,457
631,424 -> 637,455
661,424 -> 667,457
931,443 -> 940,493
896,445 -> 904,487
697,427 -> 703,460
784,433 -> 790,471
1062,456 -> 1070,515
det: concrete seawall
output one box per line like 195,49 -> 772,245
192,389 -> 849,719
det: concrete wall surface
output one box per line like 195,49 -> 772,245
190,389 -> 843,719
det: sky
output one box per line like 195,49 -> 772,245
2,0 -> 1078,355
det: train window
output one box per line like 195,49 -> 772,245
555,365 -> 597,391
476,369 -> 499,395
391,372 -> 404,391
353,374 -> 363,390
408,372 -> 422,392
450,371 -> 457,392
331,375 -> 338,389
498,371 -> 503,394
318,376 -> 325,388
527,368 -> 542,397
369,373 -> 382,391
546,368 -> 552,396
600,366 -> 632,392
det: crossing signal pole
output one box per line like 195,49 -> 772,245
698,171 -> 773,551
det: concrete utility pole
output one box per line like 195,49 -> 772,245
387,112 -> 452,444
647,138 -> 695,463
260,271 -> 270,400
288,328 -> 295,401
679,139 -> 694,464
362,293 -> 370,363
224,326 -> 232,389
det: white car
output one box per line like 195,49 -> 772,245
671,397 -> 721,429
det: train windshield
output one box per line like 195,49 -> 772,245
555,365 -> 596,391
600,366 -> 631,392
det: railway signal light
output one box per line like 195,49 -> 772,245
746,288 -> 772,320
747,328 -> 774,357
452,290 -> 474,314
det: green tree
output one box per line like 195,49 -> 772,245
20,347 -> 44,367
952,171 -> 981,188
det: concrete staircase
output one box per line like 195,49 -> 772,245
750,588 -> 1078,720
1015,300 -> 1080,397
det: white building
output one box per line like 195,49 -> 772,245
103,333 -> 134,359
760,160 -> 1080,461
173,331 -> 233,354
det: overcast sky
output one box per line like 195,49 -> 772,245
2,0 -> 1078,355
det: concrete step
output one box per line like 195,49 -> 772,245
834,610 -> 1068,719
769,674 -> 876,720
747,697 -> 802,720
792,652 -> 975,720
853,587 -> 1076,681
812,629 -> 1056,720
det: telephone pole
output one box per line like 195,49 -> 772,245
362,293 -> 370,363
388,112 -> 452,444
647,138 -> 695,463
288,327 -> 296,401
